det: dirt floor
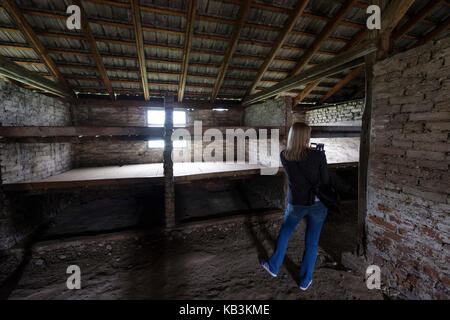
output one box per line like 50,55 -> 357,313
5,209 -> 383,300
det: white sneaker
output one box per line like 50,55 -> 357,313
300,280 -> 312,291
261,259 -> 277,277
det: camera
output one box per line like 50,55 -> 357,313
310,143 -> 325,151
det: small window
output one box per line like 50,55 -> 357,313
147,109 -> 187,127
173,110 -> 187,127
147,140 -> 164,149
147,110 -> 165,127
147,140 -> 188,149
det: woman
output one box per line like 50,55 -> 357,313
261,122 -> 329,291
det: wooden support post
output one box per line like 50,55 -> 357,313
285,96 -> 293,135
356,0 -> 379,257
357,53 -> 374,257
164,95 -> 176,228
283,96 -> 293,211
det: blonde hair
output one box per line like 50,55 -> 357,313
284,122 -> 311,161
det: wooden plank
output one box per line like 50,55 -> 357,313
243,42 -> 376,105
3,162 -> 358,192
0,55 -> 73,98
73,0 -> 114,100
357,0 -> 380,257
178,0 -> 197,102
293,80 -> 321,106
1,0 -> 71,90
210,0 -> 251,102
164,95 -> 176,227
319,65 -> 364,104
0,126 -> 165,138
412,16 -> 450,49
131,0 -> 150,101
392,0 -> 443,42
246,0 -> 310,96
287,0 -> 358,78
379,0 -> 416,58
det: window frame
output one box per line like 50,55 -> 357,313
145,107 -> 188,128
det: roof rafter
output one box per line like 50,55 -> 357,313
287,0 -> 360,103
0,55 -> 72,98
288,0 -> 359,78
210,0 -> 251,103
243,42 -> 376,105
392,0 -> 444,42
316,0 -> 417,104
319,65 -> 364,104
1,0 -> 70,90
131,0 -> 149,100
246,0 -> 310,96
178,0 -> 197,102
412,16 -> 450,49
73,0 -> 114,100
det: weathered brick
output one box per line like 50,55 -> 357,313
406,150 -> 446,161
400,102 -> 434,113
425,122 -> 450,131
409,112 -> 450,122
369,215 -> 396,231
390,94 -> 425,105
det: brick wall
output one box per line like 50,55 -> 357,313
244,97 -> 286,127
72,103 -> 243,166
366,37 -> 450,299
0,79 -> 72,183
293,100 -> 364,126
0,79 -> 73,252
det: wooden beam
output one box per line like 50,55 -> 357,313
1,0 -> 71,90
73,0 -> 114,100
246,0 -> 310,96
356,0 -> 381,257
164,95 -> 176,228
0,55 -> 72,98
178,0 -> 197,102
288,0 -> 358,78
319,65 -> 364,104
0,126 -> 165,138
379,0 -> 416,58
131,0 -> 149,101
243,42 -> 376,106
392,0 -> 443,42
210,0 -> 251,103
293,80 -> 321,106
412,16 -> 450,49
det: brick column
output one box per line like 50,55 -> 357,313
164,95 -> 175,228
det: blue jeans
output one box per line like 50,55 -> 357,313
268,201 -> 328,284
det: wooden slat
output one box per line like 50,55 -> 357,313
0,126 -> 165,138
319,65 -> 364,104
293,80 -> 321,106
246,0 -> 310,96
210,0 -> 251,102
178,0 -> 197,102
288,0 -> 359,78
412,16 -> 450,49
131,0 -> 149,100
164,95 -> 175,227
74,0 -> 114,100
243,42 -> 376,105
0,55 -> 72,98
292,24 -> 366,105
1,0 -> 70,89
392,0 -> 443,42
379,0 -> 416,57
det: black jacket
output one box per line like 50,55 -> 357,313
280,149 -> 329,206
